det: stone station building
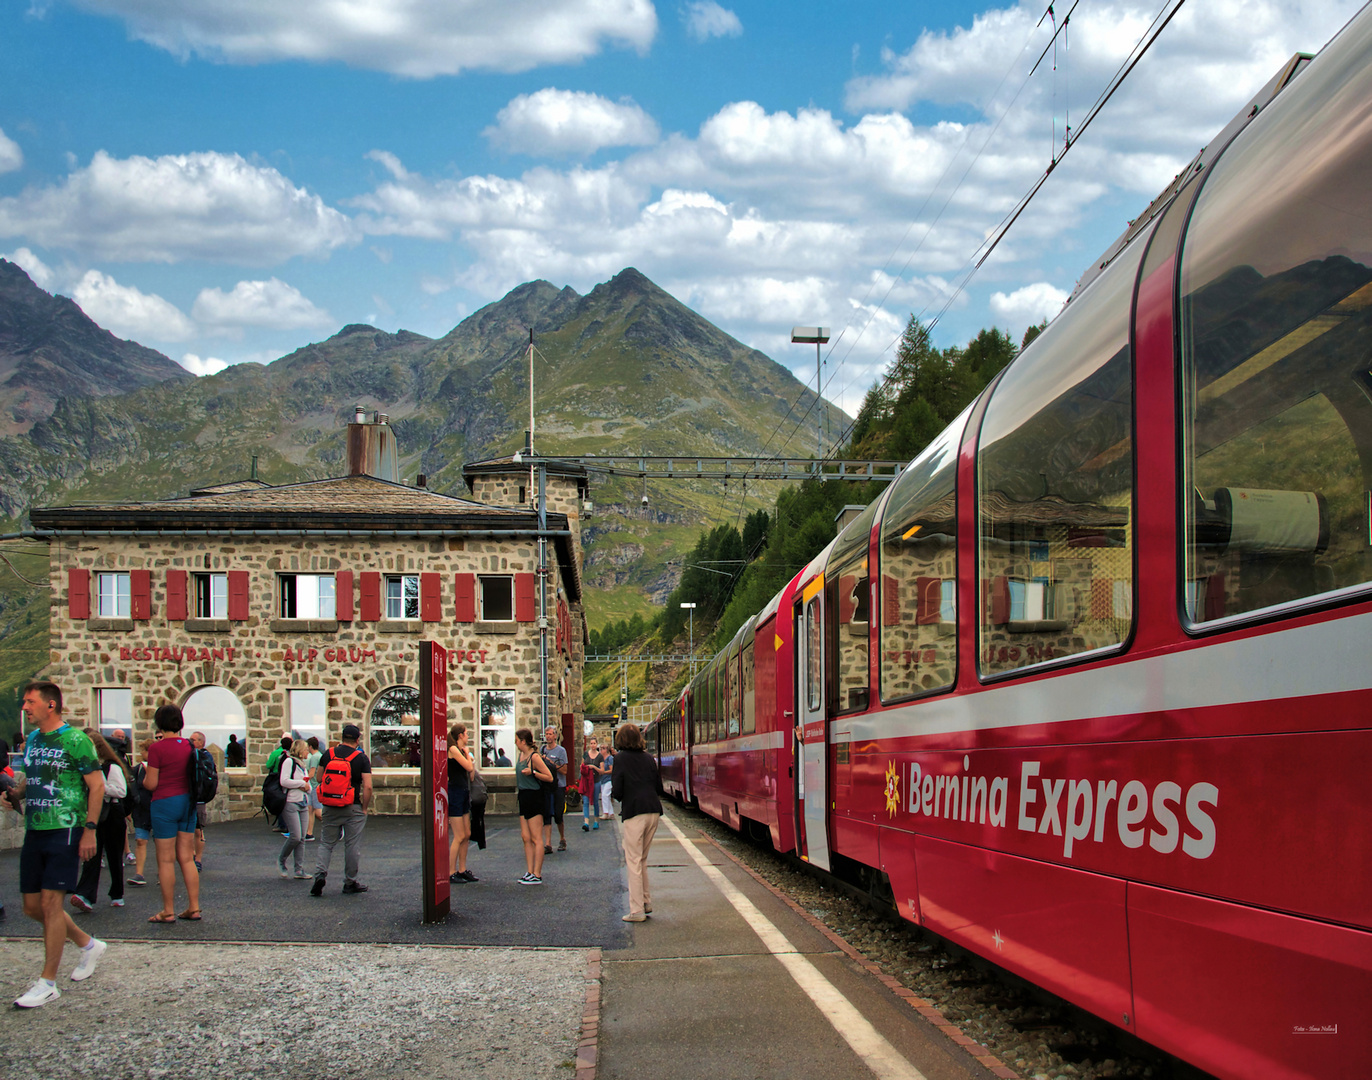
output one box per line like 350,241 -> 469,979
21,430 -> 589,827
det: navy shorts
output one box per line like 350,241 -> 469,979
150,793 -> 197,839
448,787 -> 471,816
20,827 -> 83,894
544,786 -> 565,823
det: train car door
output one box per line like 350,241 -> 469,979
796,575 -> 830,870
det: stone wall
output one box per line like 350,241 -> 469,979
29,528 -> 582,837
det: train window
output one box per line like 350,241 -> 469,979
830,551 -> 870,712
1179,21 -> 1372,624
878,406 -> 968,701
742,641 -> 755,734
805,597 -> 822,711
727,654 -> 741,737
977,238 -> 1138,677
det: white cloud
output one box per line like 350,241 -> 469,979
683,1 -> 741,41
192,277 -> 332,331
180,353 -> 228,376
485,89 -> 660,156
71,270 -> 196,342
2,247 -> 54,289
0,151 -> 355,264
990,282 -> 1068,331
71,0 -> 657,77
0,128 -> 21,173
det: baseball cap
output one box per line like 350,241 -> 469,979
341,723 -> 362,739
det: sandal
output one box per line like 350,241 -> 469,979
148,912 -> 176,923
557,840 -> 567,851
177,909 -> 203,921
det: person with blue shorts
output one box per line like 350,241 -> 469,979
142,704 -> 202,923
5,680 -> 108,1008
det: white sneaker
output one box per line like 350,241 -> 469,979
15,979 -> 60,1008
110,898 -> 125,908
71,939 -> 107,982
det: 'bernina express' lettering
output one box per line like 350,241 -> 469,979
906,757 -> 1219,861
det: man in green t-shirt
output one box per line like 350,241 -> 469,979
4,681 -> 108,1008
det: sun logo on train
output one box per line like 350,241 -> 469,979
884,760 -> 900,818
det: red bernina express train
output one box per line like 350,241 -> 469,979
646,9 -> 1372,1079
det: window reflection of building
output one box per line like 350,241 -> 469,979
181,685 -> 248,764
478,688 -> 516,768
369,685 -> 420,767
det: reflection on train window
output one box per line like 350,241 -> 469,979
831,552 -> 870,713
727,651 -> 741,737
1179,54 -> 1372,621
878,405 -> 967,702
977,238 -> 1138,678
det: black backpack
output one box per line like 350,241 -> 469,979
262,769 -> 287,816
188,747 -> 219,804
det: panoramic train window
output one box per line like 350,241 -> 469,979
879,405 -> 969,701
1180,25 -> 1372,623
805,597 -> 822,711
977,240 -> 1138,677
828,496 -> 882,713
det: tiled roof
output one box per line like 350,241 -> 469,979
33,474 -> 541,526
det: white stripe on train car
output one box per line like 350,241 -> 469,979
691,731 -> 787,756
839,608 -> 1372,744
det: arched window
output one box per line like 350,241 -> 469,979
369,685 -> 419,769
182,685 -> 248,768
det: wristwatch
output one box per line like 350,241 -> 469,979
83,821 -> 97,830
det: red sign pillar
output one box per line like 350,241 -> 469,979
419,641 -> 450,922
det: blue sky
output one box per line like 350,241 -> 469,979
0,0 -> 1362,414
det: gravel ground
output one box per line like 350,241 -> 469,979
0,940 -> 586,1079
677,807 -> 1211,1080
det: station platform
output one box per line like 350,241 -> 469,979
0,808 -> 1008,1080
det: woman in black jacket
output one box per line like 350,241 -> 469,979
609,724 -> 663,922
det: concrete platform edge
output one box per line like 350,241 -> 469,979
696,831 -> 1020,1080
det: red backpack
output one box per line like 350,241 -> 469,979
317,746 -> 359,807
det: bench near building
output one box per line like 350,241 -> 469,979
17,414 -> 588,831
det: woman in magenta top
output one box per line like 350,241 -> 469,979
142,704 -> 201,922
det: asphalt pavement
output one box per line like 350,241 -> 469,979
0,812 -> 633,947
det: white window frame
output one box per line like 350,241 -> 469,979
96,687 -> 133,739
385,574 -> 420,620
97,572 -> 130,618
194,572 -> 228,618
280,574 -> 336,619
480,575 -> 514,622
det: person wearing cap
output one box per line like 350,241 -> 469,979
309,723 -> 373,897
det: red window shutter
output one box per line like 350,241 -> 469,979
1090,578 -> 1112,620
420,572 -> 441,622
882,575 -> 900,625
335,571 -> 354,621
515,573 -> 536,622
227,570 -> 250,620
916,576 -> 941,624
1205,573 -> 1227,620
166,570 -> 188,622
360,572 -> 381,622
454,573 -> 475,622
990,576 -> 1010,625
68,568 -> 91,620
130,569 -> 152,620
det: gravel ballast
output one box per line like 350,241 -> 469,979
0,940 -> 586,1079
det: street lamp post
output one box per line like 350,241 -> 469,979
791,326 -> 830,458
680,602 -> 695,683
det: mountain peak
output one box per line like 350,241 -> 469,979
0,259 -> 191,436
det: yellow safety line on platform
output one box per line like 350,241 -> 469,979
660,816 -> 929,1080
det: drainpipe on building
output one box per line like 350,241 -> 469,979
537,460 -> 549,733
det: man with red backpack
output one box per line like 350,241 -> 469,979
309,724 -> 373,897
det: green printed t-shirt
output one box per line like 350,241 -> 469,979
22,724 -> 99,831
